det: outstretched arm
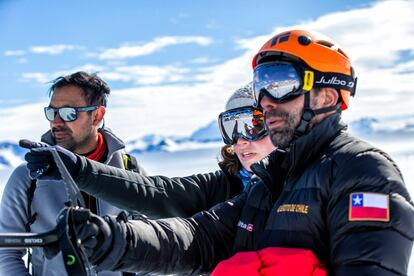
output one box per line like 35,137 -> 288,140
60,193 -> 246,274
76,156 -> 238,218
22,141 -> 241,219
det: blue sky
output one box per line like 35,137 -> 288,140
0,0 -> 371,105
0,0 -> 413,142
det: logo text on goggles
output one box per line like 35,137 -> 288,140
315,76 -> 355,88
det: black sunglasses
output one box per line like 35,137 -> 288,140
44,106 -> 98,122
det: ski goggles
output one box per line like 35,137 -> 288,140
44,106 -> 98,122
253,61 -> 356,105
218,107 -> 267,145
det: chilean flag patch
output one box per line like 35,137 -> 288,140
349,192 -> 390,222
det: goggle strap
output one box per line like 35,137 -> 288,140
313,103 -> 342,115
295,93 -> 313,137
312,71 -> 356,95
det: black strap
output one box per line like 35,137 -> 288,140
25,179 -> 37,232
313,71 -> 357,96
56,207 -> 92,276
292,93 -> 341,142
25,179 -> 38,274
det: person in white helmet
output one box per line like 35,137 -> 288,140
23,83 -> 275,219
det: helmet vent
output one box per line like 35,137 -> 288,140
316,40 -> 334,48
298,35 -> 312,46
337,48 -> 349,58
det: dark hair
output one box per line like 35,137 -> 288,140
49,71 -> 110,106
218,145 -> 242,176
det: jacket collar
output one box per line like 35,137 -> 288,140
40,127 -> 126,156
285,113 -> 346,176
218,162 -> 244,196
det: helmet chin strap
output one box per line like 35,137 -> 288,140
284,92 -> 341,150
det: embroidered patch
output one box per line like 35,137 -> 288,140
277,204 -> 309,214
349,192 -> 389,222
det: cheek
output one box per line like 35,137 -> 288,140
254,139 -> 276,156
233,147 -> 242,159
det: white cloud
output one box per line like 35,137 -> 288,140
21,64 -> 107,84
97,36 -> 213,60
113,65 -> 190,85
4,50 -> 25,56
191,57 -> 216,64
2,0 -> 414,143
21,72 -> 52,84
30,44 -> 81,55
0,102 -> 48,142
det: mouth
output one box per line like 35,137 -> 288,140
241,151 -> 256,159
266,116 -> 285,129
52,129 -> 69,139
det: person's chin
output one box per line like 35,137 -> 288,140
241,154 -> 258,167
54,136 -> 73,147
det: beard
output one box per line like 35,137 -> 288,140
265,108 -> 300,148
52,126 -> 94,153
52,127 -> 76,151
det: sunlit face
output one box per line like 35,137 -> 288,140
48,85 -> 98,154
260,94 -> 304,148
233,136 -> 276,172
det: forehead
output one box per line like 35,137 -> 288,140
50,85 -> 87,107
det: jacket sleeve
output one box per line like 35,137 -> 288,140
76,156 -> 241,219
328,150 -> 414,275
0,164 -> 33,276
98,193 -> 246,275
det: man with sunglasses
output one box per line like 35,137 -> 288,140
22,83 -> 274,219
0,71 -> 146,276
24,31 -> 414,275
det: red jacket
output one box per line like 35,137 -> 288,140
212,247 -> 327,276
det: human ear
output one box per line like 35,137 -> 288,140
93,106 -> 106,126
314,88 -> 339,108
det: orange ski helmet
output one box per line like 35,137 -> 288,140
252,30 -> 356,110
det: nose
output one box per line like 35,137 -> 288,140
51,112 -> 65,125
260,95 -> 279,113
235,137 -> 249,146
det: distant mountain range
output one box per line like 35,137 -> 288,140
1,115 -> 413,168
0,121 -> 222,168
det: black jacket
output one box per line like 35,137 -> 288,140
75,158 -> 243,219
97,114 -> 414,275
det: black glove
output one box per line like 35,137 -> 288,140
70,208 -> 114,264
45,207 -> 114,264
20,139 -> 80,180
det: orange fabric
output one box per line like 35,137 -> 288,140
212,247 -> 327,276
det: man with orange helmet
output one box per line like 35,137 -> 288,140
25,30 -> 414,275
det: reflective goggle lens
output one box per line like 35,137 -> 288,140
253,62 -> 304,104
218,107 -> 267,145
44,106 -> 97,122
